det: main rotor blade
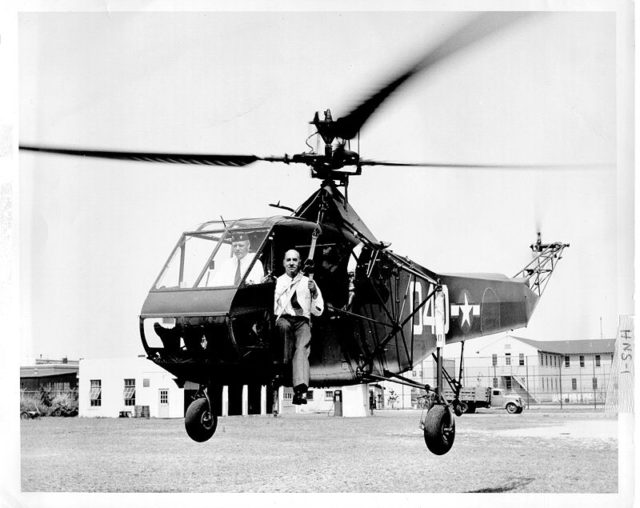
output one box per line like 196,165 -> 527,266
334,12 -> 532,140
19,145 -> 288,167
359,159 -> 614,170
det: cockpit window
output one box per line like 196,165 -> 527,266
154,226 -> 269,289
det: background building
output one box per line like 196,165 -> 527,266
20,357 -> 79,397
79,356 -> 184,418
78,356 -> 370,418
379,335 -> 615,408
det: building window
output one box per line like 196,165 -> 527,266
307,390 -> 314,401
160,389 -> 168,404
90,379 -> 102,407
284,391 -> 292,400
565,356 -> 570,367
505,377 -> 512,390
325,390 -> 334,401
580,355 -> 585,367
143,378 -> 150,387
592,378 -> 598,390
505,353 -> 511,366
519,353 -> 524,366
492,354 -> 497,366
571,378 -> 577,390
595,355 -> 601,367
492,377 -> 498,388
124,379 -> 136,406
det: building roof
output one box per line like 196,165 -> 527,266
511,336 -> 616,355
20,364 -> 79,379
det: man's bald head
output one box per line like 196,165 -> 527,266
283,249 -> 301,277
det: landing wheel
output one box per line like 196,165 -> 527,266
185,398 -> 218,442
423,405 -> 456,455
506,402 -> 519,414
465,402 -> 476,414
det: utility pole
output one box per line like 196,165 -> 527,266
592,354 -> 597,410
525,355 -> 530,409
559,355 -> 563,409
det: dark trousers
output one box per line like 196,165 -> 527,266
276,315 -> 311,388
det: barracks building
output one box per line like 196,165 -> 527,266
389,334 -> 616,408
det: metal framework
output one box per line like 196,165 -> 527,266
513,233 -> 570,297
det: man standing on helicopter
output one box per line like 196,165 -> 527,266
274,249 -> 324,405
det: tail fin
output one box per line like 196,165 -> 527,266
513,232 -> 569,297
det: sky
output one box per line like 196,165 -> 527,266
13,6 -> 631,362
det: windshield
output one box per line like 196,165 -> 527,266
154,226 -> 269,289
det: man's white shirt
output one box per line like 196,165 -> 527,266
204,253 -> 264,287
274,272 -> 324,319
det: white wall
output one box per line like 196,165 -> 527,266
282,385 -> 370,417
79,357 -> 184,418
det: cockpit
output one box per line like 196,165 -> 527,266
153,218 -> 272,290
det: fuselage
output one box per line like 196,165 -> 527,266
139,214 -> 539,388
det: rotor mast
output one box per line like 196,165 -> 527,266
302,109 -> 362,184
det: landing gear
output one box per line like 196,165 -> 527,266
465,401 -> 476,414
185,397 -> 217,442
423,405 -> 456,455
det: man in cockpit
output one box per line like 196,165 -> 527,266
274,249 -> 324,405
205,232 -> 264,286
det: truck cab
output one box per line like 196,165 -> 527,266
490,388 -> 525,414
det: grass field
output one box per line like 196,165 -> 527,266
21,408 -> 618,493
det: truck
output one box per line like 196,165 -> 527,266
444,386 -> 525,414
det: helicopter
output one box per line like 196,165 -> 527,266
19,13 -> 576,455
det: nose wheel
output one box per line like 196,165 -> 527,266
423,404 -> 456,455
185,397 -> 218,442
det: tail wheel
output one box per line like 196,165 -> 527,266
453,400 -> 466,416
423,405 -> 456,455
20,411 -> 30,420
506,402 -> 519,414
185,398 -> 218,442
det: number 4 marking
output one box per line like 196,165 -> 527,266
411,281 -> 449,336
